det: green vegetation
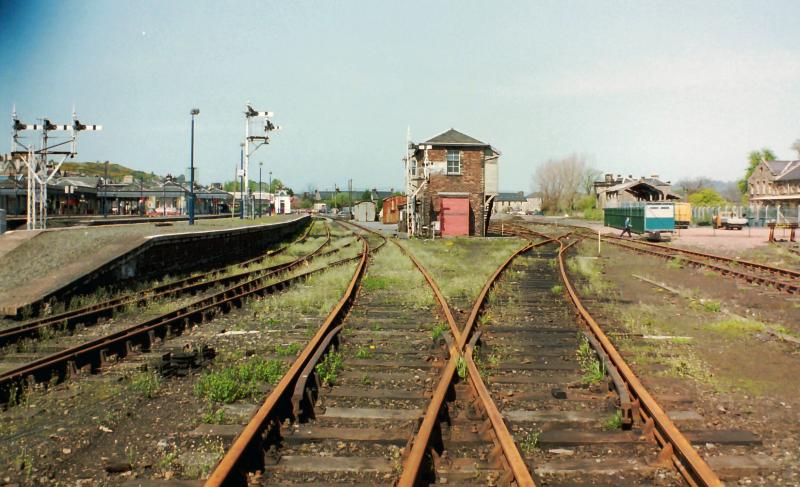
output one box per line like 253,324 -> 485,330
666,257 -> 685,269
431,323 -> 449,342
456,357 -> 467,379
362,276 -> 390,291
355,345 -> 373,359
550,284 -> 564,295
130,371 -> 161,398
708,318 -> 765,338
687,188 -> 728,207
739,148 -> 775,196
603,410 -> 623,430
576,337 -> 605,385
690,299 -> 721,313
195,357 -> 287,403
316,350 -> 344,386
404,237 -> 525,308
275,342 -> 302,357
60,161 -> 161,183
519,429 -> 540,453
202,406 -> 227,424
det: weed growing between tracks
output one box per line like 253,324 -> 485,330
404,237 -> 525,309
316,350 -> 344,386
195,357 -> 287,403
367,244 -> 435,308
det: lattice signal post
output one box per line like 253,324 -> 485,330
243,103 -> 280,219
7,108 -> 101,229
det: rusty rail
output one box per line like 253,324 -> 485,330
0,219 -> 324,348
204,234 -> 369,486
556,236 -> 723,486
0,228 -> 356,405
397,237 -> 538,487
490,223 -> 725,486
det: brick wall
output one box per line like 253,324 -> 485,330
424,147 -> 486,236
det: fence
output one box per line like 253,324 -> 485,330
691,204 -> 799,227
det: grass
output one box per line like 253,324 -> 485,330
519,429 -> 540,453
130,371 -> 161,398
361,276 -> 390,291
201,406 -> 227,424
316,350 -> 344,386
666,257 -> 686,269
403,237 -> 526,308
603,410 -> 623,430
195,357 -> 287,403
431,323 -> 449,342
708,318 -> 765,338
567,249 -> 611,296
456,357 -> 467,379
550,284 -> 564,295
576,336 -> 606,385
275,342 -> 301,357
355,345 -> 373,359
362,244 -> 436,308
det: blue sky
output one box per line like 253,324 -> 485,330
2,1 -> 799,192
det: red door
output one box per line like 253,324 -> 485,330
440,197 -> 469,236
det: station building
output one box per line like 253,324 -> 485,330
593,174 -> 680,209
747,160 -> 800,221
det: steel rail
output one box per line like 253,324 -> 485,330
0,243 -> 360,405
600,235 -> 799,294
500,219 -> 798,283
0,221 -> 331,348
397,238 -> 538,487
204,233 -> 371,486
555,236 -> 724,487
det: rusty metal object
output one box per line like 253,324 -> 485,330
556,236 -> 723,486
0,247 -> 362,406
0,220 -> 328,348
464,334 -> 537,487
290,324 -> 344,420
204,236 -> 369,486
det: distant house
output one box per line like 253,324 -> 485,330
747,160 -> 800,215
406,128 -> 500,237
494,192 -> 527,213
593,174 -> 679,209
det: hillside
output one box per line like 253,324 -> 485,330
59,161 -> 160,183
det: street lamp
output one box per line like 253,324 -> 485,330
239,143 -> 245,219
189,108 -> 199,225
269,170 -> 273,215
258,162 -> 263,218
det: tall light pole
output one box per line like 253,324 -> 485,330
258,162 -> 263,218
189,108 -> 199,225
239,143 -> 245,219
269,170 -> 272,215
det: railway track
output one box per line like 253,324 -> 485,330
0,220 -> 321,349
204,223 -> 732,486
492,221 -> 800,294
0,220 -> 362,405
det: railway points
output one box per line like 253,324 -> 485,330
0,219 -> 797,485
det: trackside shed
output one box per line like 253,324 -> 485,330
604,203 -> 675,235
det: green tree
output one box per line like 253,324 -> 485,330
738,148 -> 775,195
688,188 -> 727,207
360,190 -> 372,201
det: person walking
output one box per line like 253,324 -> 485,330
621,216 -> 632,237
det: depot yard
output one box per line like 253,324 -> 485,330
0,218 -> 798,486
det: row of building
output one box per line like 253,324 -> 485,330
0,174 -> 297,217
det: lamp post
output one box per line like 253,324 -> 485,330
258,162 -> 263,218
189,108 -> 199,225
239,143 -> 245,219
269,170 -> 272,215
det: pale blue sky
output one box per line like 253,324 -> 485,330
2,1 -> 799,192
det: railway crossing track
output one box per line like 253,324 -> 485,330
0,220 -> 322,349
0,220 -> 362,405
492,221 -> 800,294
